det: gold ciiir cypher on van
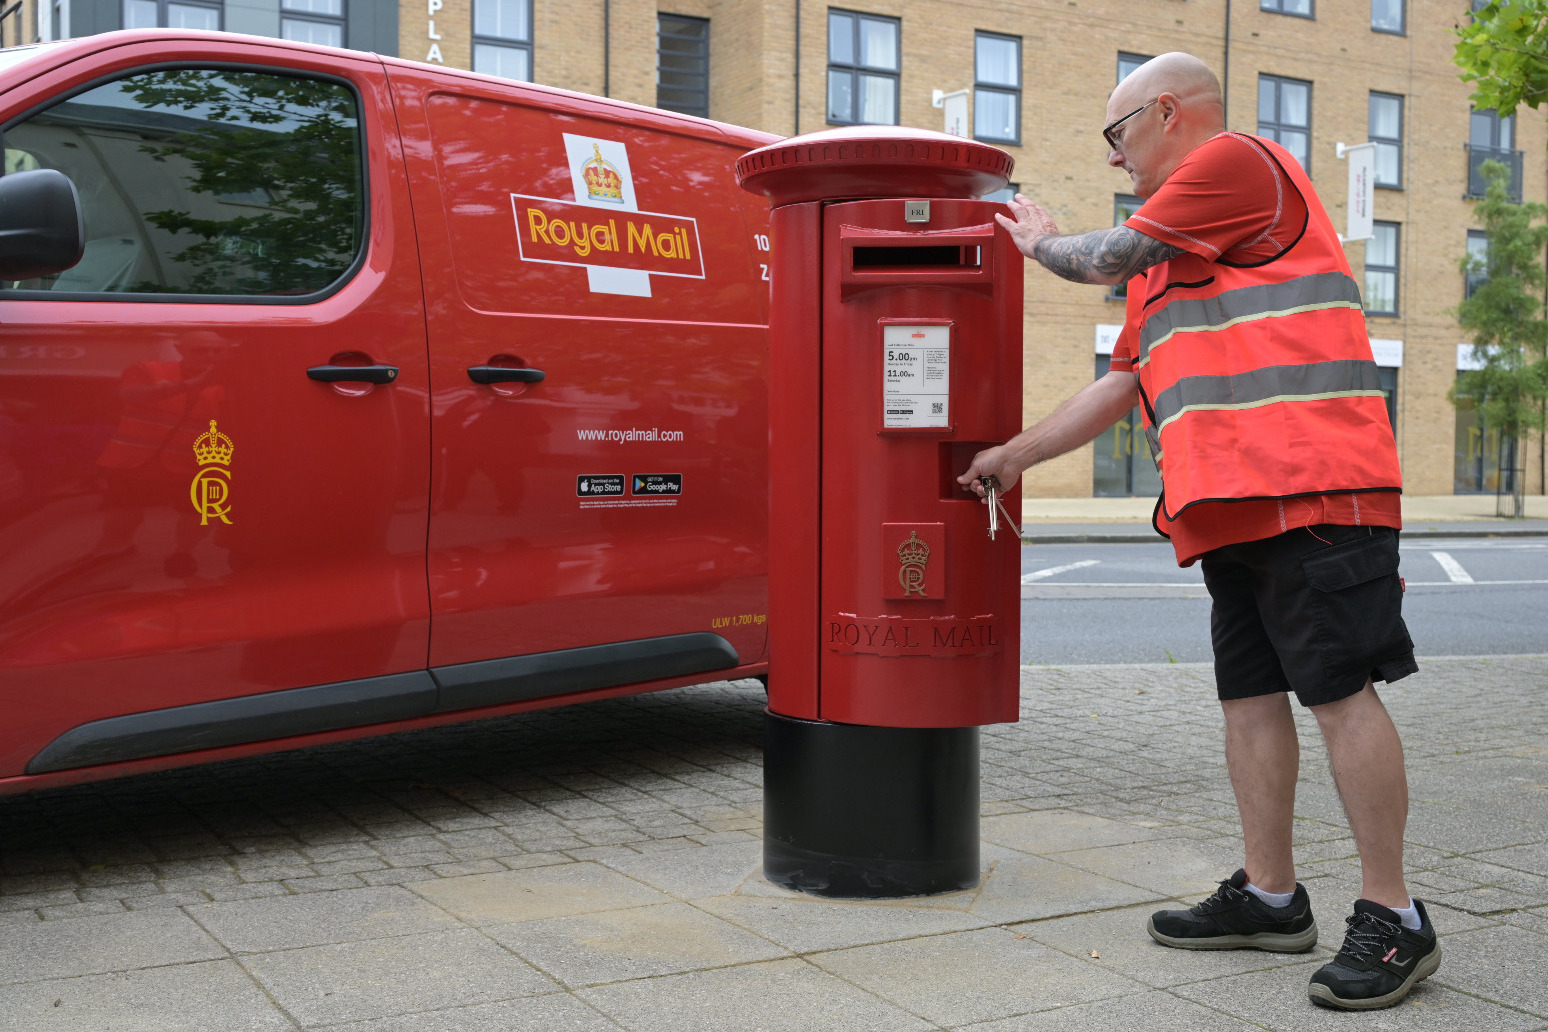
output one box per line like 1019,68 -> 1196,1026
190,419 -> 233,525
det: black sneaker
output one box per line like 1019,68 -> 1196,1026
1147,869 -> 1319,952
1308,898 -> 1441,1010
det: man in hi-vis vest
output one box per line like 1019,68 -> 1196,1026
960,52 -> 1438,1011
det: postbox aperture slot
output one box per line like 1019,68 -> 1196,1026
852,244 -> 980,269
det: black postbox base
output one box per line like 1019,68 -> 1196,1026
762,709 -> 979,898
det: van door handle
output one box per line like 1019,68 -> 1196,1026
467,366 -> 546,385
307,364 -> 399,384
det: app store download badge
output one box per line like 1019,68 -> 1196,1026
577,475 -> 625,496
631,474 -> 682,496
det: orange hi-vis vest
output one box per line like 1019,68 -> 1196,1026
1130,138 -> 1403,523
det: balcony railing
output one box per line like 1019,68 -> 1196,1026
1466,144 -> 1524,201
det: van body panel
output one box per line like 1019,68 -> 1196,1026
0,36 -> 432,778
386,64 -> 773,670
0,31 -> 776,793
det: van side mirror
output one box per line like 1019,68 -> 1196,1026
0,169 -> 84,280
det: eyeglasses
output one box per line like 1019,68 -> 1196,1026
1103,99 -> 1158,150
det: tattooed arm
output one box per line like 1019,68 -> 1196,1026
993,193 -> 1184,286
1032,227 -> 1185,285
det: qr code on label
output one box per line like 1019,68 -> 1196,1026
931,402 -> 944,415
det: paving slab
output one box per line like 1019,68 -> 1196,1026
809,926 -> 1145,1027
191,884 -> 462,953
967,854 -> 1164,924
319,994 -> 624,1031
486,901 -> 789,985
1049,837 -> 1243,900
692,891 -> 992,953
956,989 -> 1267,1031
980,811 -> 1175,855
1169,959 -> 1541,1032
0,908 -> 224,985
0,959 -> 292,1032
409,861 -> 673,926
1428,922 -> 1548,1017
577,957 -> 935,1032
1010,903 -> 1319,989
595,840 -> 763,900
239,927 -> 554,1026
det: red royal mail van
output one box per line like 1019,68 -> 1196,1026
0,30 -> 776,795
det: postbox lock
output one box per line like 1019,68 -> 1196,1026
904,200 -> 930,224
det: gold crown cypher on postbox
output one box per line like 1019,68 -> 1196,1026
897,531 -> 930,596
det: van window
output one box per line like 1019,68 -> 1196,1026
3,68 -> 363,298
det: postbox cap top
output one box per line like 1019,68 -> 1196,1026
735,127 -> 1014,207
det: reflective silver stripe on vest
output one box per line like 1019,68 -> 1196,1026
1137,271 -> 1364,369
1151,359 -> 1386,436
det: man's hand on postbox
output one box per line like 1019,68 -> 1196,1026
993,193 -> 1060,260
957,445 -> 1025,498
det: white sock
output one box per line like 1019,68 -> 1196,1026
1389,899 -> 1422,930
1244,881 -> 1295,908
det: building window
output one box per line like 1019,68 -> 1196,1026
281,0 -> 343,47
1261,0 -> 1313,16
1117,52 -> 1151,83
1093,353 -> 1164,498
827,9 -> 899,126
1364,221 -> 1399,316
1454,373 -> 1515,493
1467,106 -> 1522,200
973,32 -> 1020,144
658,14 -> 709,117
473,0 -> 532,81
980,182 -> 1018,204
1369,92 -> 1402,188
1258,74 -> 1311,172
1109,194 -> 1144,300
123,0 -> 221,30
1465,229 -> 1489,299
1371,0 -> 1403,33
1378,365 -> 1398,429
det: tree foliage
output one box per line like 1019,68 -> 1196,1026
1456,0 -> 1548,117
1452,161 -> 1548,506
122,69 -> 361,295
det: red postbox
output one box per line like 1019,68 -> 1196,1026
738,127 -> 1022,897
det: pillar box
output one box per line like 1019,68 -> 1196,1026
736,127 -> 1023,897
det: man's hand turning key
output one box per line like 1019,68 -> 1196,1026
957,444 -> 1023,498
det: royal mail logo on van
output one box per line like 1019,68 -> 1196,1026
512,197 -> 704,279
507,134 -> 704,297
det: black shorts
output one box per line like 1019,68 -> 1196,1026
1201,524 -> 1418,708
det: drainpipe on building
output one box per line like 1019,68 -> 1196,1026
603,0 -> 611,98
794,0 -> 801,136
1222,0 -> 1231,128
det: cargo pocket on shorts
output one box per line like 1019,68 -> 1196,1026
1300,531 -> 1414,685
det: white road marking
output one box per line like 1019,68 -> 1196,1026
1021,559 -> 1102,584
1430,551 -> 1474,584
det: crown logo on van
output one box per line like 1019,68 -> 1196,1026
193,419 -> 233,466
582,143 -> 625,204
190,420 -> 233,526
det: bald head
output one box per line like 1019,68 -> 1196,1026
1105,52 -> 1226,195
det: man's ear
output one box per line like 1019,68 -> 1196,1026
1156,92 -> 1181,131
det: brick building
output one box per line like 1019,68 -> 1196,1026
13,0 -> 1544,499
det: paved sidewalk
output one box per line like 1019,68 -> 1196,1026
1016,494 -> 1548,543
2,656 -> 1545,1030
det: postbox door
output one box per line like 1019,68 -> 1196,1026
817,198 -> 1023,728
